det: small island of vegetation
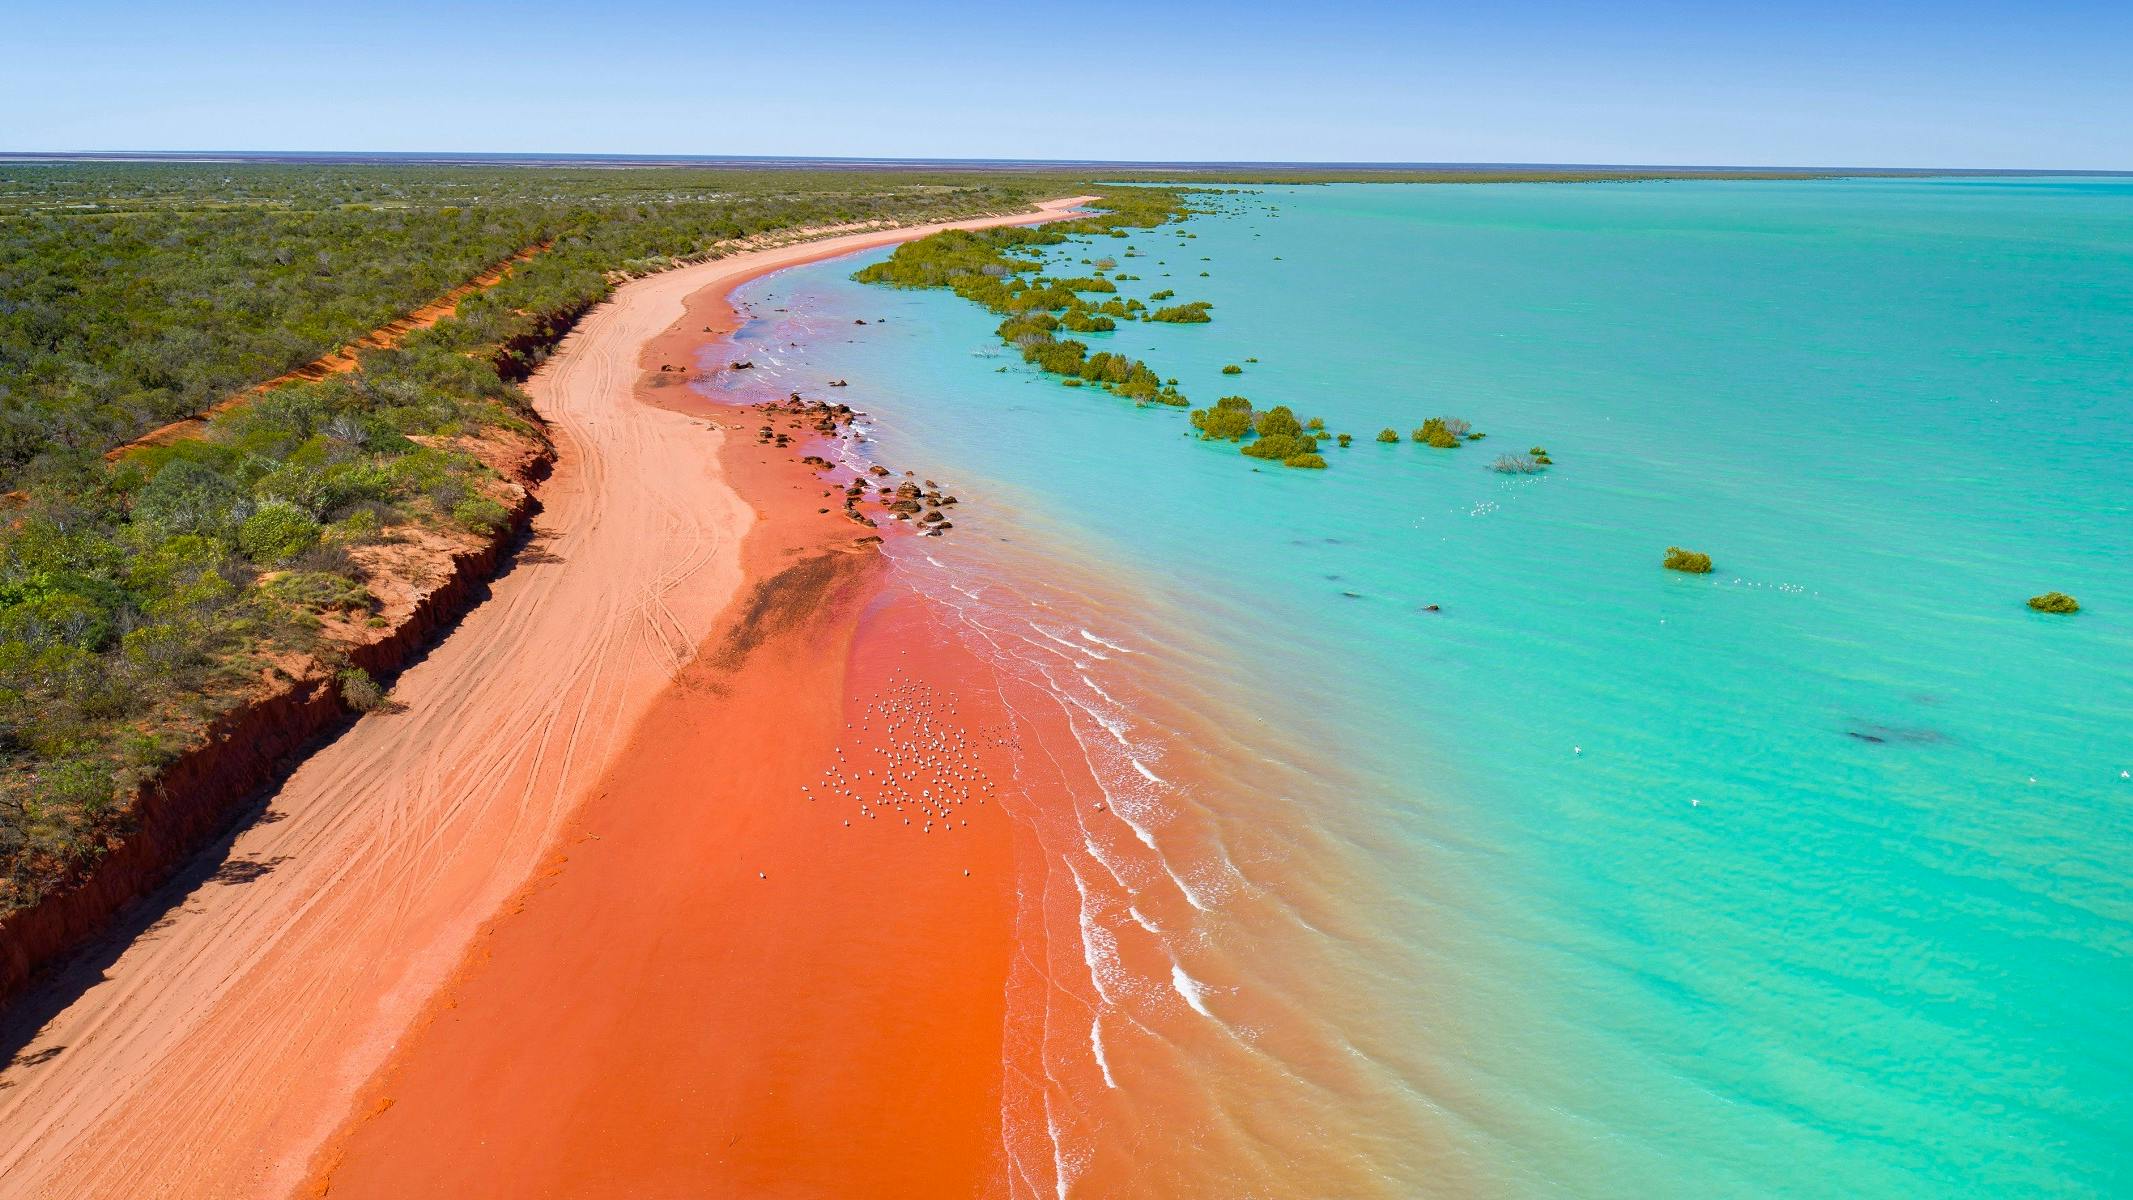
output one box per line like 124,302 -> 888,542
1150,300 -> 1215,324
1413,417 -> 1473,448
1187,397 -> 1329,468
1664,547 -> 1715,574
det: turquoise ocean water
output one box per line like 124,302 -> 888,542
724,179 -> 2132,1197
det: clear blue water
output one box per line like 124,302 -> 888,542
730,178 -> 2133,1197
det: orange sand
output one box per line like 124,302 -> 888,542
302,209 -> 1122,1192
309,437 -> 1029,1196
0,198 -> 1093,1200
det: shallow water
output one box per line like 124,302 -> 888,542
723,178 -> 2133,1198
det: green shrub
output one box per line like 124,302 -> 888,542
1221,364 -> 1243,375
1189,396 -> 1254,441
237,502 -> 323,563
263,571 -> 373,613
1664,547 -> 1713,574
1413,417 -> 1464,449
1061,309 -> 1115,333
37,759 -> 118,818
0,591 -> 116,653
338,666 -> 386,712
132,460 -> 242,537
1253,406 -> 1304,439
329,508 -> 386,544
1336,433 -> 1353,448
1242,432 -> 1318,462
2027,591 -> 2079,614
452,496 -> 511,533
1283,453 -> 1327,469
1150,302 -> 1214,324
1377,429 -> 1400,443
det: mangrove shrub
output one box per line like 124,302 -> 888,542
1664,547 -> 1714,574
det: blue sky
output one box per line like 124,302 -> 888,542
7,0 -> 2129,169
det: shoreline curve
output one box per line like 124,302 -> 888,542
0,196 -> 1095,1200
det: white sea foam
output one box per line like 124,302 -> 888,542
1090,1015 -> 1118,1089
1079,629 -> 1134,653
1069,866 -> 1122,1007
1045,1093 -> 1071,1200
1164,861 -> 1216,914
1130,758 -> 1167,786
1128,905 -> 1161,935
1061,691 -> 1132,748
1171,963 -> 1218,1021
1110,803 -> 1160,853
1081,832 -> 1133,894
1034,623 -> 1104,660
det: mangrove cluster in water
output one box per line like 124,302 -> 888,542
854,189 -> 1567,481
854,188 -> 1206,409
1186,396 -> 1332,468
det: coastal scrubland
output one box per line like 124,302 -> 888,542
0,163 -> 1056,912
0,165 -> 1048,487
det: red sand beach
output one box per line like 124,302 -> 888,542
0,198 -> 1093,1199
308,451 -> 1029,1196
303,226 -> 1115,1194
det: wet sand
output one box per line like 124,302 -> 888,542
0,198 -> 1092,1200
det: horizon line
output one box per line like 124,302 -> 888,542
2,150 -> 2128,176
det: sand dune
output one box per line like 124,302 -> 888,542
0,196 -> 1094,1200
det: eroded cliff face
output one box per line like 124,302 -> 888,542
0,436 -> 554,1007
